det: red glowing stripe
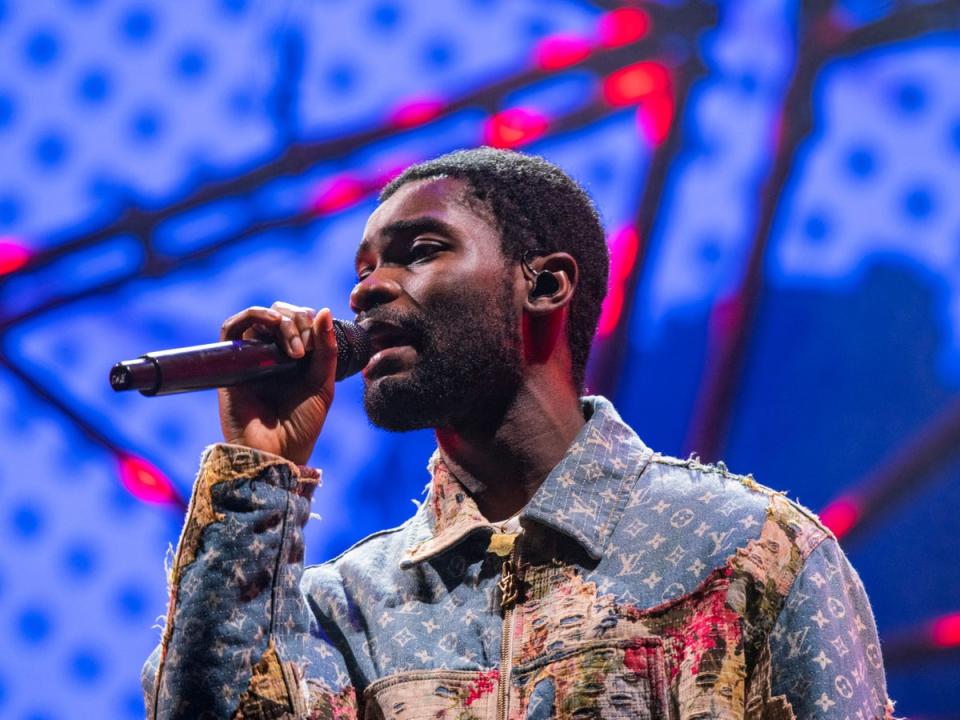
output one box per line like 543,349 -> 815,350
311,176 -> 367,214
0,238 -> 31,275
931,613 -> 960,648
534,35 -> 592,70
819,496 -> 861,539
484,109 -> 549,149
389,99 -> 445,129
637,92 -> 674,145
597,227 -> 640,338
597,7 -> 651,48
118,453 -> 181,506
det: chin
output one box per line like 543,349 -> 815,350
362,375 -> 445,432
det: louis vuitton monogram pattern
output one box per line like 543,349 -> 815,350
144,398 -> 893,718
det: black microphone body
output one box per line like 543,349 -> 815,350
109,320 -> 371,396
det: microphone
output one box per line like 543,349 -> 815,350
109,320 -> 371,396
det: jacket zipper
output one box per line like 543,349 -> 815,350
494,535 -> 522,720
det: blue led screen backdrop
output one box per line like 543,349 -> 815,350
1,0 -> 959,716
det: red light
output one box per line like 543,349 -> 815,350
485,109 -> 549,149
118,453 -> 182,506
596,227 -> 640,338
311,176 -> 367,214
602,62 -> 669,107
931,613 -> 960,648
0,238 -> 31,276
598,7 -> 651,48
534,35 -> 592,70
637,92 -> 674,145
819,496 -> 860,539
390,99 -> 445,128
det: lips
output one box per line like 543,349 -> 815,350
359,320 -> 419,378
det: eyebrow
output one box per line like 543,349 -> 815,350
355,217 -> 459,266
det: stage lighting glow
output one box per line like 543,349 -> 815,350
534,35 -> 592,70
0,237 -> 31,276
484,108 -> 549,148
117,453 -> 181,506
597,226 -> 639,337
820,496 -> 861,539
311,176 -> 367,214
598,8 -> 651,48
931,612 -> 960,648
602,61 -> 669,106
390,99 -> 446,128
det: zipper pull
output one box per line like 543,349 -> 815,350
498,558 -> 519,611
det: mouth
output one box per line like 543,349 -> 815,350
360,320 -> 419,379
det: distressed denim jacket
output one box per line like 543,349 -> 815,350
143,397 -> 894,719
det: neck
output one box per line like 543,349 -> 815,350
435,375 -> 585,522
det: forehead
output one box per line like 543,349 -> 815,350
361,176 -> 498,248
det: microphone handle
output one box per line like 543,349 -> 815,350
109,319 -> 370,396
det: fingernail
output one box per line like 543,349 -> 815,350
291,335 -> 305,355
301,330 -> 311,348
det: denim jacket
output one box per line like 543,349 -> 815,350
143,397 -> 894,719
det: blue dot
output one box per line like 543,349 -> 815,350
11,504 -> 43,538
69,649 -> 104,684
0,0 -> 7,24
700,240 -> 722,264
588,161 -> 613,187
950,119 -> 960,154
115,583 -> 148,619
130,108 -> 163,142
0,194 -> 21,226
218,0 -> 248,16
175,47 -> 208,80
17,606 -> 52,644
123,690 -> 145,717
23,712 -> 54,720
69,0 -> 101,8
804,212 -> 830,242
326,62 -> 357,94
33,133 -> 69,169
0,675 -> 6,707
76,68 -> 112,105
226,87 -> 255,119
892,81 -> 925,115
738,72 -> 758,95
846,146 -> 876,178
370,3 -> 402,31
525,17 -> 553,39
63,542 -> 98,578
121,8 -> 155,44
0,92 -> 15,129
423,39 -> 455,69
24,29 -> 60,68
903,186 -> 935,220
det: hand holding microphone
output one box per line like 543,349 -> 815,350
110,303 -> 372,465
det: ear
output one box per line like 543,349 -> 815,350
522,251 -> 578,315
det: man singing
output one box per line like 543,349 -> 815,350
143,148 -> 894,718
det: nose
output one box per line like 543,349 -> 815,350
349,270 -> 403,315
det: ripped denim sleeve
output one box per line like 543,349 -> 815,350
141,444 -> 357,720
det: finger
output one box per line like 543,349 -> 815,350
221,307 -> 282,341
307,308 -> 337,401
222,307 -> 303,357
271,302 -> 317,354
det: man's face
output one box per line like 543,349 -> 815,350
351,177 -> 524,431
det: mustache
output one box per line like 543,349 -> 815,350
356,307 -> 428,343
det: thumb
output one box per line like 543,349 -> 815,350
307,308 -> 337,404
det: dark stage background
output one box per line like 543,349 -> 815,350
1,0 -> 959,716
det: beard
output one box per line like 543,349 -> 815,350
362,283 -> 523,432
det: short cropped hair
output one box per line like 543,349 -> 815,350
380,148 -> 609,390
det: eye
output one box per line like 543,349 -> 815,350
407,240 -> 444,263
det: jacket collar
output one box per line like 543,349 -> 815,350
400,397 -> 653,567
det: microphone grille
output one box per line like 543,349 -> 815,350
332,319 -> 372,380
